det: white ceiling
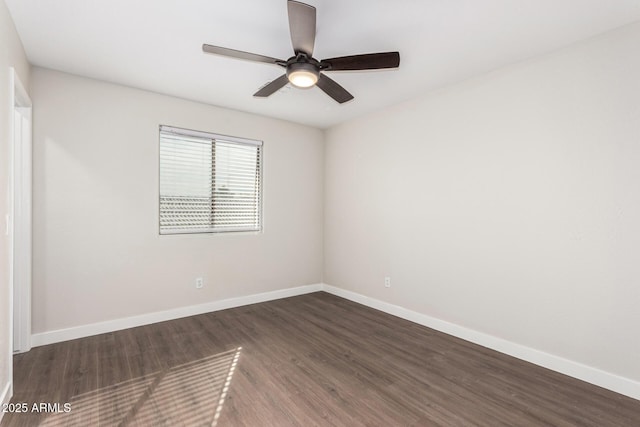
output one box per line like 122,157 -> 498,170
6,0 -> 640,129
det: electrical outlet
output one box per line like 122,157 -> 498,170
195,277 -> 204,289
384,277 -> 391,288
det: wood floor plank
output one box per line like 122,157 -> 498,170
3,292 -> 640,426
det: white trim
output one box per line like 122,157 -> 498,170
9,68 -> 33,354
160,226 -> 260,235
321,284 -> 640,401
6,73 -> 15,416
0,381 -> 12,423
31,284 -> 323,347
159,125 -> 262,146
28,282 -> 640,401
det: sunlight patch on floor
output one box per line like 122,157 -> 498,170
40,347 -> 242,426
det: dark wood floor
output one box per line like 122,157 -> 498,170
3,292 -> 639,426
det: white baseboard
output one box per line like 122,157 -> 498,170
28,282 -> 640,401
31,283 -> 323,347
0,380 -> 12,423
322,284 -> 640,401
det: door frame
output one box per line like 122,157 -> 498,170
9,68 -> 32,356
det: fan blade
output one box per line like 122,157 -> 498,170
316,74 -> 354,104
321,52 -> 400,71
253,74 -> 290,97
287,0 -> 316,56
203,44 -> 284,66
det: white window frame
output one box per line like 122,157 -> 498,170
159,125 -> 263,235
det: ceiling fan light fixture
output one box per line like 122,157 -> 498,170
286,62 -> 319,88
203,1 -> 399,103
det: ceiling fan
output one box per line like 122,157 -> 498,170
202,0 -> 400,104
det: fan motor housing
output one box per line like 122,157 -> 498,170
286,61 -> 320,88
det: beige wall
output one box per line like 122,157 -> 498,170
0,0 -> 30,405
31,68 -> 324,333
8,6 -> 640,399
324,22 -> 640,382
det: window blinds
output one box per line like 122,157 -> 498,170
159,126 -> 262,234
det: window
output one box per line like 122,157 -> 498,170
159,125 -> 262,234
